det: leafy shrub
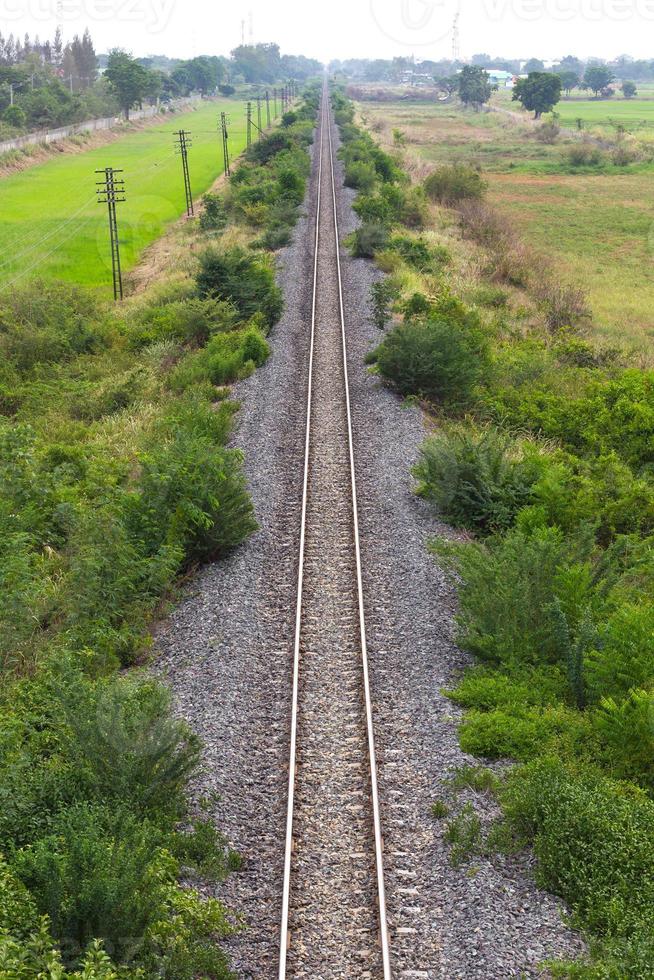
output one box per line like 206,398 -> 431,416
414,424 -> 545,533
374,299 -> 490,407
344,160 -> 377,192
593,690 -> 654,791
196,246 -> 283,329
370,279 -> 399,330
458,704 -> 591,761
433,519 -> 598,668
13,804 -> 234,977
126,298 -> 236,350
472,284 -> 508,308
534,120 -> 560,143
498,758 -> 654,973
348,222 -> 389,258
564,143 -> 605,168
388,234 -> 450,272
585,604 -> 654,699
199,193 -> 228,232
0,281 -> 106,373
424,164 -> 487,204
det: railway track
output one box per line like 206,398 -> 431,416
277,84 -> 392,979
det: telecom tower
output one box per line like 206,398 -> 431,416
452,12 -> 460,62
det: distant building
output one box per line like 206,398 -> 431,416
400,70 -> 435,87
486,68 -> 515,88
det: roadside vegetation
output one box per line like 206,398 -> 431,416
0,84 -> 319,978
334,86 -> 654,978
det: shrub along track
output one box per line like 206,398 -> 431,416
155,87 -> 585,978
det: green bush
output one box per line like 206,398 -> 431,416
498,758 -> 654,973
424,164 -> 487,204
564,143 -> 605,168
196,246 -> 283,329
389,234 -> 450,272
414,424 -> 545,533
374,300 -> 490,407
593,690 -> 654,791
433,519 -> 599,668
348,222 -> 389,258
199,193 -> 228,232
13,804 -> 234,977
585,603 -> 654,699
344,160 -> 377,192
126,298 -> 237,350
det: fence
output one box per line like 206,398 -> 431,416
0,95 -> 203,155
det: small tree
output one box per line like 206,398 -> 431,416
523,57 -> 545,73
104,49 -> 152,120
584,64 -> 614,97
513,72 -> 562,119
622,80 -> 637,99
557,70 -> 579,96
457,65 -> 492,110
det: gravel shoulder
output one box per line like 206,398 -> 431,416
153,101 -> 586,979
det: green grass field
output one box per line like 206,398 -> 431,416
361,99 -> 654,346
0,98 -> 251,296
494,87 -> 654,137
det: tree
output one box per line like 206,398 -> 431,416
559,54 -> 584,76
104,49 -> 152,119
513,72 -> 562,118
523,57 -> 545,73
584,64 -> 614,97
622,80 -> 637,98
557,70 -> 579,96
457,65 -> 492,109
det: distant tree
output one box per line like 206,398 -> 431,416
513,72 -> 562,118
523,57 -> 545,73
435,74 -> 458,98
457,64 -> 492,109
559,54 -> 584,76
557,70 -> 579,96
584,64 -> 614,96
622,80 -> 637,98
3,103 -> 25,127
104,49 -> 152,119
471,52 -> 493,67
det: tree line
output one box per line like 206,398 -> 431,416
0,34 -> 322,134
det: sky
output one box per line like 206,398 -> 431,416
5,0 -> 654,63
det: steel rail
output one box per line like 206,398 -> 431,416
277,83 -> 392,979
326,88 -> 392,980
277,76 -> 324,979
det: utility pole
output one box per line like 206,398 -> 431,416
174,129 -> 194,217
256,95 -> 262,138
273,87 -> 278,118
246,101 -> 252,148
220,111 -> 230,176
265,89 -> 271,128
96,166 -> 125,302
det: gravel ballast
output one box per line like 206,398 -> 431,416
154,94 -> 586,978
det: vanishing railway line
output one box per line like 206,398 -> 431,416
278,85 -> 392,979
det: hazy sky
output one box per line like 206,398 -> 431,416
5,0 -> 654,63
